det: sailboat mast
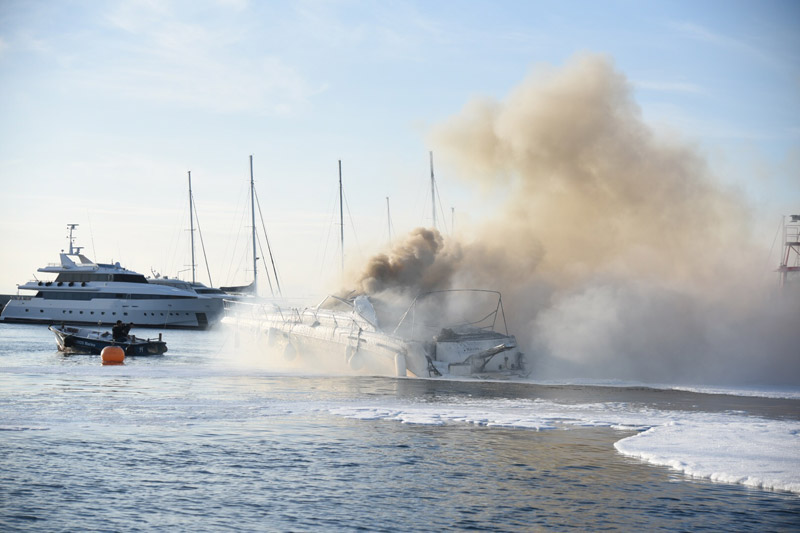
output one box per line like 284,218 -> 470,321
339,160 -> 344,274
188,171 -> 196,284
386,196 -> 392,245
430,151 -> 436,230
250,155 -> 258,292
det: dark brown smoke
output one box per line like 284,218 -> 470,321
357,227 -> 460,295
348,53 -> 799,386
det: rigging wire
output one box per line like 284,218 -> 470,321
763,216 -> 783,282
316,185 -> 339,278
342,186 -> 361,261
433,177 -> 450,236
254,188 -> 282,296
162,201 -> 186,278
191,194 -> 214,287
385,196 -> 394,246
224,182 -> 251,287
220,179 -> 247,286
418,177 -> 430,228
314,165 -> 361,282
256,236 -> 275,296
86,210 -> 98,260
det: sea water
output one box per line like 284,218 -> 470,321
0,324 -> 798,531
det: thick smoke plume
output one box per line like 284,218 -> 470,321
350,54 -> 799,386
357,227 -> 457,295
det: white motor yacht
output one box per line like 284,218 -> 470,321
0,225 -> 224,329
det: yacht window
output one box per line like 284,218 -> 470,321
55,273 -> 106,283
39,292 -> 193,301
111,274 -> 147,283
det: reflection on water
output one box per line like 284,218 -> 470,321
1,324 -> 798,531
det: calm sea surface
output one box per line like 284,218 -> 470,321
1,323 -> 798,532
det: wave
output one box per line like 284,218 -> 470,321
524,378 -> 800,400
665,385 -> 800,400
328,396 -> 800,496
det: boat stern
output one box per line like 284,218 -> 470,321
434,333 -> 525,376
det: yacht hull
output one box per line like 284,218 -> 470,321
1,297 -> 220,329
223,291 -> 528,378
3,224 -> 225,330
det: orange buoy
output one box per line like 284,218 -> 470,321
101,345 -> 125,365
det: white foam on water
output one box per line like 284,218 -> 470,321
328,397 -> 800,495
614,418 -> 800,495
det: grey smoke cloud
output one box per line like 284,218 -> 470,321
349,53 -> 799,386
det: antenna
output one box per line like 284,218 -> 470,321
66,223 -> 81,255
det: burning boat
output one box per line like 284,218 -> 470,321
223,289 -> 527,378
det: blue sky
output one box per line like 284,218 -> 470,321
0,0 -> 798,297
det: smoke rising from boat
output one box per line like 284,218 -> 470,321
351,53 -> 800,386
357,227 -> 457,295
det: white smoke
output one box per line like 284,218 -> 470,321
347,53 -> 799,386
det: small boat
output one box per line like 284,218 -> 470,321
49,324 -> 168,355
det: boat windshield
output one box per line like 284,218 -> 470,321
64,254 -> 96,265
392,290 -> 508,340
317,295 -> 354,313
